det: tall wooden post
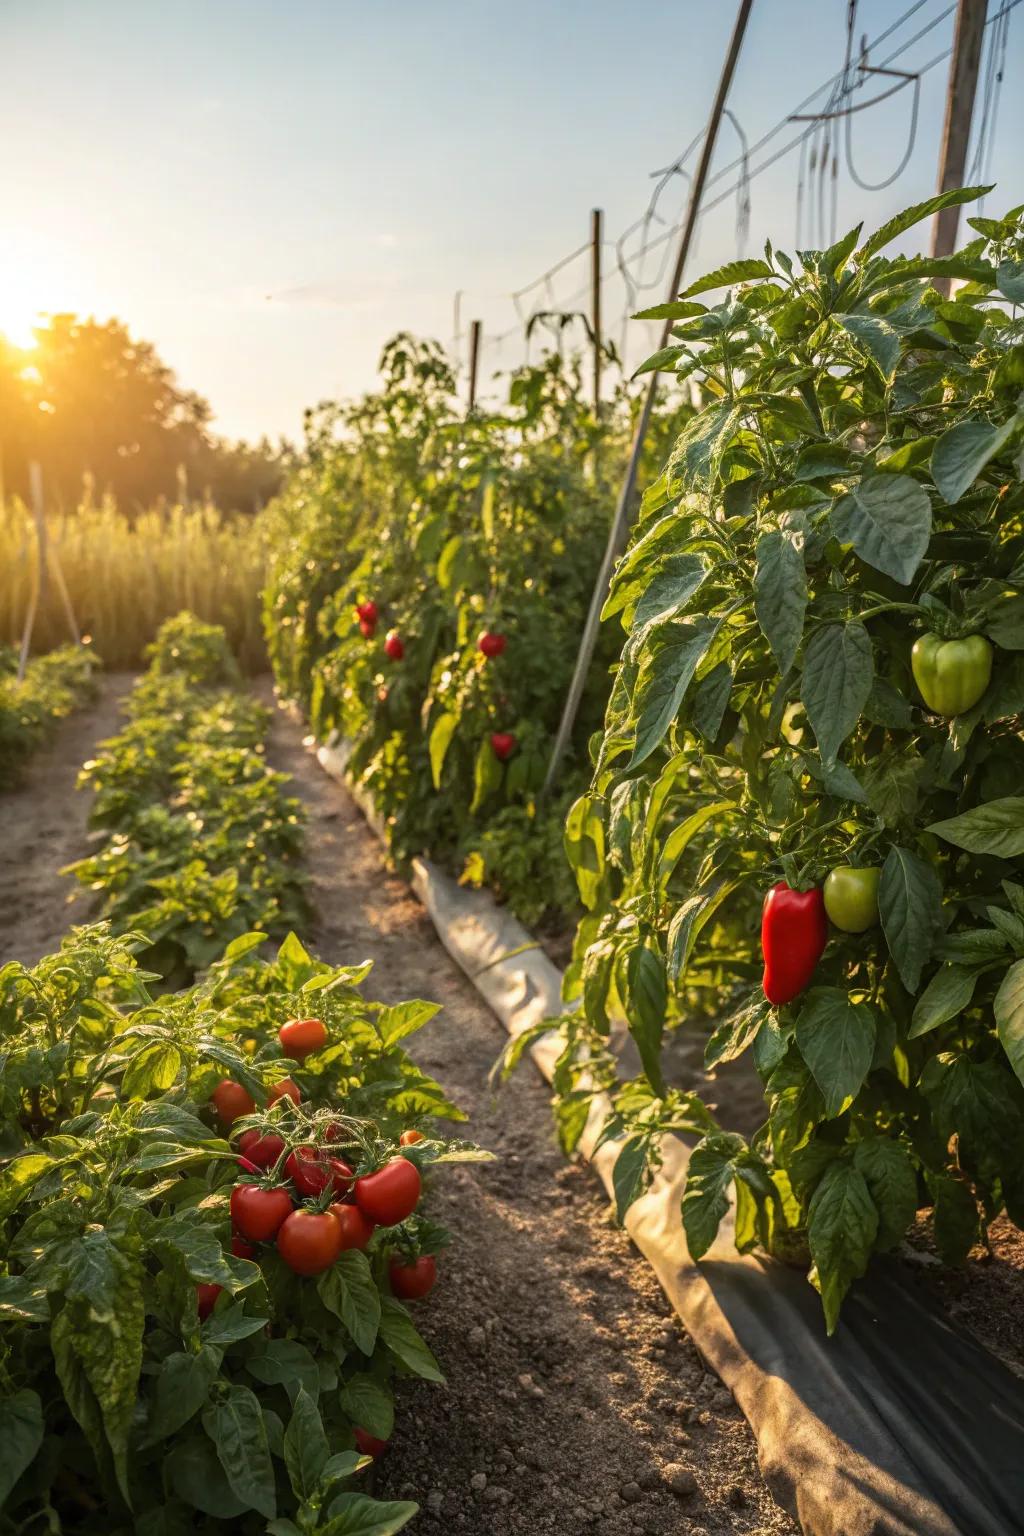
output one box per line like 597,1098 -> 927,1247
17,462 -> 49,681
591,208 -> 603,417
932,0 -> 989,276
467,320 -> 482,413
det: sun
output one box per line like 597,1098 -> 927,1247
0,263 -> 45,349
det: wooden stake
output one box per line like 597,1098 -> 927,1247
932,0 -> 989,282
591,208 -> 603,417
16,462 -> 48,681
468,320 -> 482,413
542,0 -> 756,797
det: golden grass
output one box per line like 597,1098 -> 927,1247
0,495 -> 266,670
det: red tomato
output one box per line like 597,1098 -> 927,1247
384,630 -> 404,661
354,1158 -> 422,1226
354,1428 -> 389,1460
359,617 -> 377,638
356,601 -> 379,625
211,1080 -> 256,1126
329,1202 -> 375,1251
277,1209 -> 343,1276
388,1255 -> 437,1300
279,1017 -> 328,1061
237,1129 -> 286,1169
322,1120 -> 347,1143
398,1128 -> 425,1146
478,631 -> 507,659
196,1283 -> 223,1319
490,732 -> 516,762
285,1146 -> 354,1199
230,1183 -> 294,1242
231,1232 -> 257,1260
267,1077 -> 301,1107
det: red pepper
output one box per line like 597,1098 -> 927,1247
761,882 -> 827,1006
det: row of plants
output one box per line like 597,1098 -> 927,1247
0,642 -> 98,790
533,190 -> 1024,1330
65,613 -> 307,984
261,337 -> 688,928
0,920 -> 485,1534
0,494 -> 267,672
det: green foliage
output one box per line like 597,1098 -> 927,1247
0,922 -> 478,1533
0,643 -> 98,789
261,335 -> 689,927
65,613 -> 306,979
557,194 -> 1024,1329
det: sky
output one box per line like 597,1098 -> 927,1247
1,0 -> 1022,444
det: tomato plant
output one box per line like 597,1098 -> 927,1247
0,642 -> 98,790
551,191 -> 1024,1330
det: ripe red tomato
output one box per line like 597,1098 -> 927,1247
267,1077 -> 301,1107
278,1016 -> 328,1061
359,617 -> 376,638
384,630 -> 404,661
196,1283 -> 223,1319
354,1428 -> 388,1460
329,1202 -> 375,1251
398,1128 -> 425,1146
356,600 -> 379,625
285,1146 -> 354,1199
354,1158 -> 422,1226
230,1183 -> 294,1242
211,1080 -> 256,1126
478,631 -> 506,659
237,1129 -> 286,1169
490,732 -> 516,762
277,1209 -> 343,1276
231,1232 -> 257,1260
388,1255 -> 437,1300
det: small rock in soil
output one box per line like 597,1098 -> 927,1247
469,1472 -> 487,1492
665,1463 -> 699,1496
620,1482 -> 642,1503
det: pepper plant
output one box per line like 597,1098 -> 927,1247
553,188 -> 1024,1329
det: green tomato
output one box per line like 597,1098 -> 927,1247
910,632 -> 993,716
823,866 -> 880,934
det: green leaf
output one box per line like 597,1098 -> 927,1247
122,1040 -> 183,1099
632,345 -> 685,378
611,1135 -> 650,1224
378,1298 -> 444,1382
839,314 -> 901,378
147,1346 -> 222,1441
245,1338 -> 321,1402
470,733 -> 502,812
860,186 -> 990,256
317,1252 -> 381,1357
795,990 -> 877,1117
879,845 -> 943,993
624,941 -> 666,1093
165,1436 -> 249,1519
0,1274 -> 49,1321
0,1389 -> 44,1507
800,622 -> 873,764
627,617 -> 718,768
909,965 -> 977,1039
931,416 -> 1020,504
337,1375 -> 394,1440
994,959 -> 1024,1089
666,878 -> 740,986
376,1000 -> 440,1046
852,1139 -> 917,1250
692,661 -> 733,741
682,1132 -> 748,1259
680,258 -> 774,297
275,930 -> 318,990
428,712 -> 457,791
754,529 -> 806,674
657,800 -> 733,888
284,1387 -> 329,1503
323,1493 -> 419,1536
633,300 -> 707,321
630,554 -> 708,634
928,797 -> 1024,858
203,1385 -> 276,1519
931,1174 -> 979,1264
807,1161 -> 879,1333
830,474 -> 931,584
0,1154 -> 55,1218
997,258 -> 1024,304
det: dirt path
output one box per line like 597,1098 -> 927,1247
263,693 -> 797,1536
0,674 -> 134,966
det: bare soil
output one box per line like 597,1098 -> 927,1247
905,1213 -> 1024,1380
261,691 -> 797,1536
0,673 -> 133,965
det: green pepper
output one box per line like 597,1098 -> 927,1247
910,633 -> 993,716
823,866 -> 880,933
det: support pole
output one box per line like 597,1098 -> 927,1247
591,208 -> 603,417
17,462 -> 48,681
931,0 -> 988,280
467,320 -> 482,413
542,0 -> 755,797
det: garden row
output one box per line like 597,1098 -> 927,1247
0,615 -> 487,1535
0,641 -> 98,789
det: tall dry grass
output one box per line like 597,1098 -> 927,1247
0,494 -> 266,670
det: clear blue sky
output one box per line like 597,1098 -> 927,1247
2,0 -> 1021,442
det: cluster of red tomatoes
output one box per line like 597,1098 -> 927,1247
197,1016 -> 438,1320
354,603 -> 518,760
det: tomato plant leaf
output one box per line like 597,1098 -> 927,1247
628,617 -> 719,767
839,314 -> 901,379
800,621 -> 873,764
623,941 -> 667,1093
931,416 -> 1021,504
830,473 -> 931,584
994,959 -> 1024,1089
859,185 -> 990,256
807,1161 -> 879,1334
146,1346 -> 222,1443
997,258 -> 1024,304
284,1386 -> 329,1503
611,1135 -> 650,1224
318,1252 -> 381,1358
879,845 -> 943,993
0,1389 -> 44,1508
928,797 -> 1024,858
909,964 -> 977,1039
376,1000 -> 441,1046
428,712 -> 457,791
679,258 -> 774,297
203,1384 -> 277,1519
322,1493 -> 419,1536
336,1376 -> 394,1440
378,1298 -> 444,1383
682,1132 -> 748,1260
630,554 -> 708,635
753,529 -> 806,674
852,1139 -> 917,1250
795,989 -> 877,1117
